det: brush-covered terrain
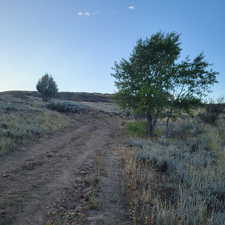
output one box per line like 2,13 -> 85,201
0,91 -> 224,225
0,93 -> 70,156
0,91 -> 118,156
0,91 -> 128,225
121,105 -> 225,225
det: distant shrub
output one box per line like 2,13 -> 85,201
36,74 -> 58,102
47,101 -> 88,113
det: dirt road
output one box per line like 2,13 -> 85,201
0,112 -> 128,225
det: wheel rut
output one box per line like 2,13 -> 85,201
0,113 -> 121,225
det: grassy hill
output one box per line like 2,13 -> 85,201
0,92 -> 72,155
0,91 -> 114,102
0,91 -> 120,156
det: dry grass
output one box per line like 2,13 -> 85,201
0,94 -> 72,155
81,101 -> 122,114
121,112 -> 225,225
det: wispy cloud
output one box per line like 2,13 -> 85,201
76,10 -> 98,17
128,5 -> 135,10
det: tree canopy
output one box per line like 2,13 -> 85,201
36,74 -> 58,102
112,32 -> 218,136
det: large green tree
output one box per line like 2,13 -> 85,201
36,74 -> 58,102
112,32 -> 218,136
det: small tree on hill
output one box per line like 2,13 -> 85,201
36,74 -> 58,102
112,32 -> 218,136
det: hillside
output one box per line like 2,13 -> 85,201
0,91 -> 224,225
0,91 -> 114,102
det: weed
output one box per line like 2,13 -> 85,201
87,191 -> 101,210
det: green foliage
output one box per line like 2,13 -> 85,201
127,121 -> 147,137
112,32 -> 218,136
47,101 -> 88,113
36,74 -> 58,102
113,32 -> 181,115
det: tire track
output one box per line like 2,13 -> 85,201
0,113 -> 119,225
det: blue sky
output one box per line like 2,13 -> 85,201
0,0 -> 224,98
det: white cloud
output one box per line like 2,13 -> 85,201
77,10 -> 98,17
84,12 -> 91,16
77,11 -> 84,16
128,5 -> 135,10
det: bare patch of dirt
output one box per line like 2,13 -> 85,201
0,111 -> 128,225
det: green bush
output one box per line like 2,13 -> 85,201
36,74 -> 58,102
47,101 -> 88,113
127,121 -> 147,137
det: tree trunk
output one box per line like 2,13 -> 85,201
166,108 -> 173,137
146,114 -> 157,137
42,95 -> 50,102
166,116 -> 170,137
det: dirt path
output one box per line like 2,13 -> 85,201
89,145 -> 129,225
0,112 -> 128,225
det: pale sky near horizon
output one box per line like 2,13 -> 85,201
0,0 -> 224,98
